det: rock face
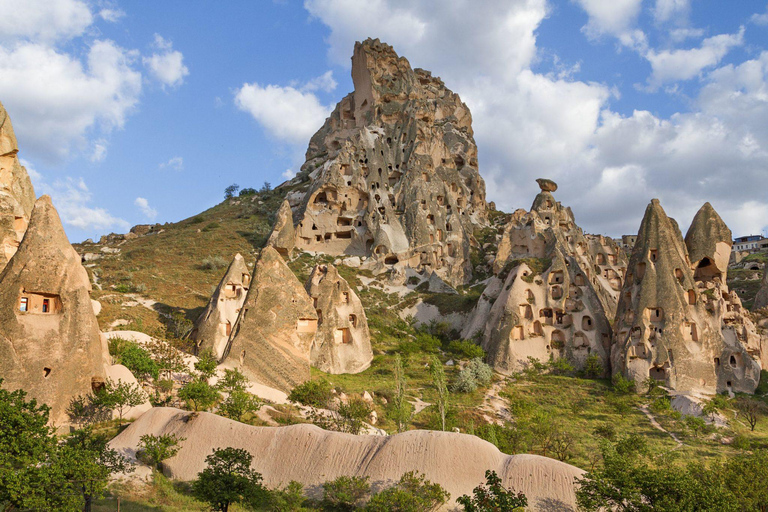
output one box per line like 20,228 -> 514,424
266,200 -> 295,256
611,200 -> 760,394
305,264 -> 373,374
289,38 -> 487,285
0,196 -> 107,425
754,268 -> 768,311
469,180 -> 626,374
0,101 -> 35,271
222,247 -> 317,393
191,254 -> 251,360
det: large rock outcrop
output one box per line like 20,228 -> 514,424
0,196 -> 107,425
191,253 -> 250,360
222,247 -> 317,393
754,268 -> 768,311
611,200 -> 759,394
305,264 -> 373,374
110,407 -> 583,512
287,38 -> 487,285
266,199 -> 295,257
0,101 -> 35,271
467,180 -> 626,374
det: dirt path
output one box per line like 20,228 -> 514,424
638,405 -> 683,447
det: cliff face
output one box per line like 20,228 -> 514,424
611,200 -> 760,394
0,101 -> 35,271
289,38 -> 487,285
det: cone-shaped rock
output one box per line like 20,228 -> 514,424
612,200 -> 759,394
684,202 -> 731,280
0,196 -> 107,425
222,247 -> 317,392
191,254 -> 251,360
305,264 -> 373,374
266,200 -> 295,256
0,101 -> 35,271
290,38 -> 486,285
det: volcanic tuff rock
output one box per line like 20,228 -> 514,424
467,180 -> 626,374
0,196 -> 107,425
288,38 -> 487,285
0,101 -> 35,271
305,264 -> 373,374
754,267 -> 768,311
611,200 -> 759,394
222,247 -> 317,393
266,199 -> 295,256
191,253 -> 250,360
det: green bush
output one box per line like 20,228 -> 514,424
453,359 -> 493,393
446,339 -> 485,360
137,433 -> 184,469
365,471 -> 450,512
114,342 -> 159,381
178,381 -> 220,411
288,379 -> 334,408
201,222 -> 220,233
414,332 -> 441,353
611,373 -> 636,394
756,370 -> 768,395
453,367 -> 478,393
321,475 -> 370,511
582,354 -> 605,378
468,358 -> 493,386
200,256 -> 227,270
189,215 -> 205,224
549,358 -> 575,376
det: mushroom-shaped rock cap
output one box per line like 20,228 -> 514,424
684,202 -> 732,265
536,178 -> 557,192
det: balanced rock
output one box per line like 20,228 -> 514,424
266,199 -> 295,256
0,196 -> 107,425
305,264 -> 373,374
222,247 -> 317,393
536,178 -> 558,192
191,253 -> 251,360
611,200 -> 759,394
0,101 -> 35,271
470,181 -> 626,374
289,38 -> 487,285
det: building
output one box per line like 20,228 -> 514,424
733,235 -> 768,253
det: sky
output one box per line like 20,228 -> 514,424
1,0 -> 768,243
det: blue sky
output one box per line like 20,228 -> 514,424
2,0 -> 768,243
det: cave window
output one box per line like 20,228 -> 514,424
42,299 -> 50,313
714,357 -> 720,367
446,223 -> 452,232
525,289 -> 535,301
648,307 -> 663,322
582,316 -> 594,330
437,196 -> 444,206
91,377 -> 105,392
19,297 -> 28,312
596,253 -> 606,265
43,367 -> 51,378
427,214 -> 435,225
385,255 -> 399,265
335,328 -> 352,344
314,192 -> 328,204
551,285 -> 563,299
636,262 -> 646,280
226,321 -> 232,336
342,292 -> 349,304
675,268 -> 684,281
511,325 -> 524,340
649,366 -> 666,382
687,290 -> 696,305
650,249 -> 658,262
730,355 -> 737,366
349,314 -> 357,327
548,270 -> 564,284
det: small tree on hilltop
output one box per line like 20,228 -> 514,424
194,350 -> 218,383
95,378 -> 146,427
224,184 -> 240,199
179,380 -> 220,412
457,470 -> 527,512
193,447 -> 266,512
137,433 -> 184,470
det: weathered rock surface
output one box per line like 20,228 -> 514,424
469,180 -> 626,374
305,264 -> 373,374
191,253 -> 251,360
110,407 -> 583,511
0,196 -> 107,425
222,247 -> 317,393
754,267 -> 768,311
288,38 -> 487,285
266,199 -> 295,256
0,101 -> 35,271
611,200 -> 759,394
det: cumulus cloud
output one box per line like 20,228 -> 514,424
751,5 -> 768,26
134,197 -> 158,220
0,0 -> 93,43
143,34 -> 189,89
573,0 -> 646,50
159,156 -> 184,171
301,70 -> 337,93
653,0 -> 690,24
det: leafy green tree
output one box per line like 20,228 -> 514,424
179,380 -> 220,411
365,471 -> 450,512
446,339 -> 485,360
457,470 -> 527,511
430,356 -> 448,431
95,378 -> 146,427
219,390 -> 263,423
715,449 -> 768,511
194,350 -> 219,383
137,433 -> 184,469
702,394 -> 728,421
389,354 -> 412,433
288,379 -> 334,408
582,354 -> 605,378
266,481 -> 306,511
148,338 -> 187,380
611,373 -> 636,394
321,475 -> 370,511
735,396 -> 768,431
116,342 -> 159,381
193,447 -> 267,512
336,396 -> 372,435
224,183 -> 240,199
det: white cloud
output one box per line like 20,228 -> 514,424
653,0 -> 690,24
301,70 -> 337,93
574,0 -> 644,46
159,156 -> 184,171
0,0 -> 93,43
234,77 -> 334,145
99,8 -> 125,22
143,34 -> 189,89
90,138 -> 108,162
751,5 -> 768,26
645,28 -> 744,89
134,197 -> 158,220
282,168 -> 297,180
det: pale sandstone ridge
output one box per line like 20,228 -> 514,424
611,200 -> 760,394
0,196 -> 107,425
266,199 -> 295,256
110,407 -> 583,511
305,264 -> 373,374
222,247 -> 317,393
288,38 -> 487,285
467,179 -> 626,374
754,268 -> 768,311
0,101 -> 35,271
191,253 -> 251,360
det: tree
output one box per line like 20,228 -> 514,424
457,470 -> 527,512
167,311 -> 194,340
366,471 -> 450,512
267,481 -> 306,511
288,378 -> 334,408
137,433 -> 184,469
224,183 -> 240,199
219,390 -> 263,423
735,396 -> 767,431
259,181 -> 272,194
336,396 -> 372,435
147,338 -> 187,380
430,356 -> 448,431
179,380 -> 220,411
321,475 -> 370,511
702,394 -> 729,421
193,447 -> 266,512
389,354 -> 412,433
114,341 -> 159,381
194,350 -> 219,383
95,378 -> 146,427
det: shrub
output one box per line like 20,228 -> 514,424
178,381 -> 220,411
201,222 -> 221,233
594,424 -> 617,441
288,379 -> 334,408
452,367 -> 478,393
582,354 -> 605,378
446,339 -> 485,360
137,433 -> 184,469
239,187 -> 257,196
549,358 -> 575,376
114,342 -> 159,381
457,470 -> 527,511
267,481 -> 306,511
468,358 -> 493,386
756,370 -> 768,395
321,475 -> 370,511
649,397 -> 671,413
611,373 -> 636,394
683,415 -> 707,438
200,256 -> 227,270
366,471 -> 450,512
189,215 -> 205,224
224,184 -> 240,199
193,447 -> 266,511
414,332 -> 441,353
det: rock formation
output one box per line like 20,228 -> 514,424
467,179 -> 626,374
0,196 -> 107,425
191,253 -> 251,360
305,264 -> 373,374
266,199 -> 295,256
0,101 -> 35,271
754,268 -> 768,311
111,407 -> 583,512
611,200 -> 760,394
287,38 -> 487,285
222,247 -> 317,392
